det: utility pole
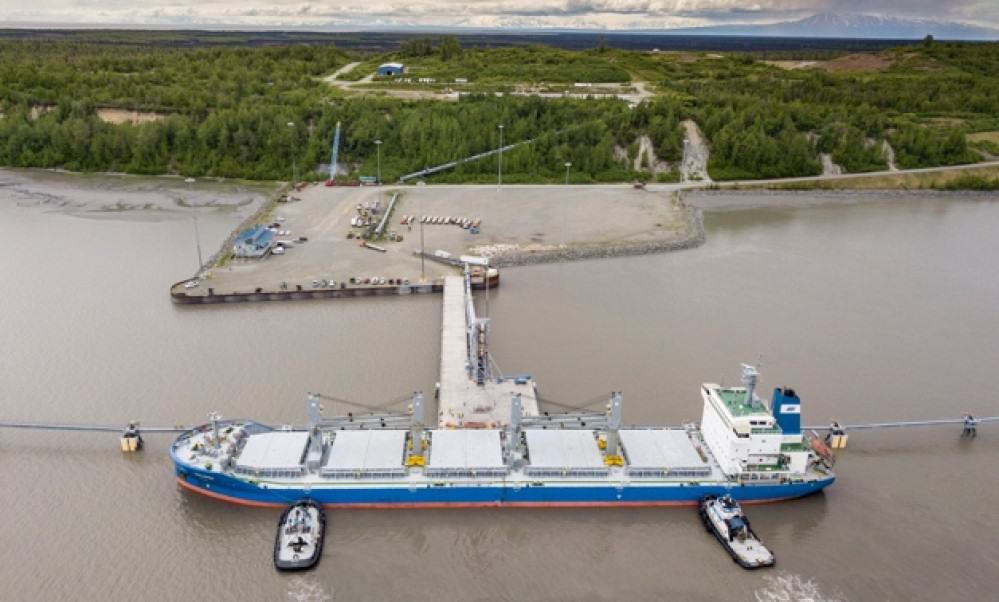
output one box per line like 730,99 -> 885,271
375,138 -> 383,207
420,170 -> 426,282
287,121 -> 297,183
497,124 -> 504,189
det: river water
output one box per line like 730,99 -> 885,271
1,170 -> 996,601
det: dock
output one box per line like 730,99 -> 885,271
437,270 -> 538,428
169,184 -> 696,305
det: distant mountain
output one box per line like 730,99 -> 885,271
665,13 -> 999,41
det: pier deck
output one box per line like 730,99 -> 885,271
438,276 -> 538,428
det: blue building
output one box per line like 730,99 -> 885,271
377,62 -> 405,77
233,225 -> 275,258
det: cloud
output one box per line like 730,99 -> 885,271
0,0 -> 995,29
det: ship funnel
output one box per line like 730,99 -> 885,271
771,388 -> 801,435
741,364 -> 759,406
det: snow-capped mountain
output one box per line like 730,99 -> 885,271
667,13 -> 999,41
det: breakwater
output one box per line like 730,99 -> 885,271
483,206 -> 705,268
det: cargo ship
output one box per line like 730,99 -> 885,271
172,365 -> 835,508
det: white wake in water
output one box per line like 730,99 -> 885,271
755,573 -> 844,602
286,576 -> 334,602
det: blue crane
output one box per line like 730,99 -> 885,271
325,121 -> 342,186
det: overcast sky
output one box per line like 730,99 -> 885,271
2,1 -> 997,29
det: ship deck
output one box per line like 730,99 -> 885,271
173,422 -> 830,490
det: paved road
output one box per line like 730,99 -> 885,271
648,159 -> 999,192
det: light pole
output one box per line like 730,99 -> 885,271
186,177 -> 203,272
562,164 -> 571,247
497,124 -> 504,189
287,121 -> 297,183
419,184 -> 426,282
375,139 -> 383,207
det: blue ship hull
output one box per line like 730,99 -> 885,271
174,463 -> 835,509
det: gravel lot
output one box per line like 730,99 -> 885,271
192,184 -> 695,294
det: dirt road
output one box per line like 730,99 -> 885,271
681,120 -> 712,183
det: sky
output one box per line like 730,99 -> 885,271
2,1 -> 998,30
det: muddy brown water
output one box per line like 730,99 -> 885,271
1,171 -> 997,601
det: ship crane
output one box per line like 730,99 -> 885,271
324,121 -> 342,187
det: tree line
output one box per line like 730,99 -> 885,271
0,39 -> 995,182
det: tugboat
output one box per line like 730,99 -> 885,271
274,500 -> 326,571
699,494 -> 775,569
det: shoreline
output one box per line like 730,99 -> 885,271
5,168 -> 990,304
684,188 -> 999,213
1,165 -> 286,189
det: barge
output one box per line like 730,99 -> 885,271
172,365 -> 835,508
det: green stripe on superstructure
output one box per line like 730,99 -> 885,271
716,388 -> 772,417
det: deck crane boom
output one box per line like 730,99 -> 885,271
324,121 -> 342,187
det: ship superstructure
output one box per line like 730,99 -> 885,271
699,365 -> 811,478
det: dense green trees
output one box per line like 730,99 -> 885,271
891,125 -> 975,169
0,38 -> 995,183
438,37 -> 463,62
696,104 -> 821,180
382,45 -> 632,84
400,38 -> 435,58
399,36 -> 463,62
633,43 -> 998,175
816,123 -> 887,173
